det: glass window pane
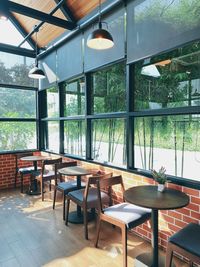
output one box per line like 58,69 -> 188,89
91,63 -> 126,114
0,51 -> 36,87
47,121 -> 59,152
0,87 -> 36,118
47,87 -> 59,118
64,120 -> 86,157
134,115 -> 200,181
92,118 -> 126,167
0,122 -> 36,151
64,78 -> 85,116
134,42 -> 200,110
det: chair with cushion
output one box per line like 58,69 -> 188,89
15,152 -> 38,193
166,222 -> 200,267
53,161 -> 86,220
35,157 -> 62,201
66,172 -> 113,240
94,175 -> 152,267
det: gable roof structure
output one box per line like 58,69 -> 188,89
0,0 -> 110,55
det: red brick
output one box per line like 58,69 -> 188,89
183,187 -> 199,197
191,211 -> 200,220
191,196 -> 200,205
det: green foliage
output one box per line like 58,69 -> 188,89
151,166 -> 167,184
0,60 -> 36,151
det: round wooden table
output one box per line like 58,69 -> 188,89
124,185 -> 189,267
58,166 -> 91,224
20,155 -> 49,195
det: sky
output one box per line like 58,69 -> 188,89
0,19 -> 32,49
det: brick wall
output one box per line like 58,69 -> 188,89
0,152 -> 199,258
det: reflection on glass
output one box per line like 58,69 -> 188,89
47,87 -> 59,118
134,115 -> 200,181
47,121 -> 59,152
134,42 -> 200,110
0,122 -> 36,151
64,77 -> 85,116
91,63 -> 126,114
92,118 -> 126,167
0,87 -> 36,118
64,120 -> 85,157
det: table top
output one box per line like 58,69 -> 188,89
124,185 -> 189,210
58,166 -> 91,176
20,155 -> 49,162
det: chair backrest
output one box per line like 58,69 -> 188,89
15,152 -> 34,171
83,172 -> 113,203
41,157 -> 62,175
55,161 -> 77,181
96,175 -> 125,213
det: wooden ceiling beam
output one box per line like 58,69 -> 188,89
8,0 -> 76,30
53,0 -> 76,22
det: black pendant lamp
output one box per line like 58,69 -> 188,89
28,26 -> 45,79
87,0 -> 114,50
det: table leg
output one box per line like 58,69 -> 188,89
152,209 -> 159,267
68,175 -> 94,224
26,161 -> 40,195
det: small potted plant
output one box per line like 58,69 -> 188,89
151,166 -> 167,192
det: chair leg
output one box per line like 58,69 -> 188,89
53,188 -> 57,209
94,216 -> 102,248
189,261 -> 193,267
165,243 -> 173,267
63,193 -> 66,221
20,173 -> 23,193
121,225 -> 127,267
41,180 -> 44,201
49,181 -> 51,191
83,206 -> 88,240
65,198 -> 70,225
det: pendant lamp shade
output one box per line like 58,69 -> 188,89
28,65 -> 45,79
87,22 -> 114,50
0,0 -> 8,20
28,26 -> 45,79
87,0 -> 114,50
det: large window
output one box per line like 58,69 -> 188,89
91,63 -> 126,114
64,77 -> 85,116
64,120 -> 85,157
0,87 -> 37,152
90,62 -> 127,167
92,118 -> 126,167
63,77 -> 86,157
133,41 -> 200,181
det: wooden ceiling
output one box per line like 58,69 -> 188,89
10,0 -> 106,48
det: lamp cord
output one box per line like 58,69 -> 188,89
34,25 -> 38,67
98,0 -> 102,28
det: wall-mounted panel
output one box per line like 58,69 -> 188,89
57,34 -> 83,82
127,0 -> 200,63
84,8 -> 125,72
39,51 -> 57,90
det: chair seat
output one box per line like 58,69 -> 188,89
57,181 -> 86,194
104,203 -> 151,228
169,222 -> 200,258
68,187 -> 109,209
19,166 -> 36,174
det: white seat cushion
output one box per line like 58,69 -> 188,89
104,203 -> 151,228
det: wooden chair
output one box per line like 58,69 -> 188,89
35,157 -> 62,201
166,222 -> 200,267
53,161 -> 86,220
14,152 -> 36,193
94,175 -> 152,267
66,172 -> 113,240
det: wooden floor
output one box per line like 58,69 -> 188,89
0,188 -> 188,267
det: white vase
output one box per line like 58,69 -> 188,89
158,184 -> 165,192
